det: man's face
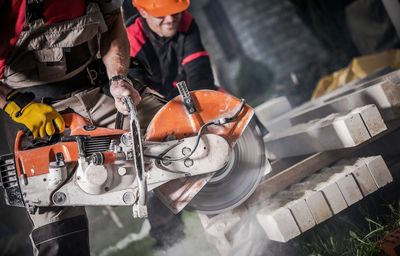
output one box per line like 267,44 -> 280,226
140,9 -> 183,38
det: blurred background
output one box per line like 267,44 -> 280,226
1,0 -> 400,255
122,0 -> 400,107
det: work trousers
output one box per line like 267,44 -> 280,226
2,86 -> 166,256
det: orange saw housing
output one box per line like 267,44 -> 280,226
13,113 -> 125,178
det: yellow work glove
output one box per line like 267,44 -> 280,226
3,91 -> 65,139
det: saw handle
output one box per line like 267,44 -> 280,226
14,113 -> 91,151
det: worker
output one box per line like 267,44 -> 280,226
126,0 -> 218,100
0,0 -> 165,255
122,0 -> 219,249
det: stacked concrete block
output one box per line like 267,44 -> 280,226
247,149 -> 351,208
330,168 -> 364,206
264,104 -> 386,159
255,97 -> 292,124
349,104 -> 387,137
362,156 -> 393,188
256,202 -> 301,242
198,72 -> 400,250
350,160 -> 379,196
281,181 -> 333,225
281,194 -> 315,232
254,97 -> 292,132
256,156 -> 392,242
335,158 -> 379,196
313,180 -> 348,214
290,71 -> 400,125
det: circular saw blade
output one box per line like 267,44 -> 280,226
188,119 -> 267,214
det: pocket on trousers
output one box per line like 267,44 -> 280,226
34,48 -> 67,81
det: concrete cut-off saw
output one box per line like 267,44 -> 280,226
0,82 -> 269,217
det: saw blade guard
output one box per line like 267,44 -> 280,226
145,89 -> 267,214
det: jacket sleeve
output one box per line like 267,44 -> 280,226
94,0 -> 123,14
128,56 -> 149,85
182,21 -> 217,91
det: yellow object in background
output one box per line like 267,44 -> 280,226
311,49 -> 400,99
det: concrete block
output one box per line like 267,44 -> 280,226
317,165 -> 363,206
259,98 -> 317,133
256,204 -> 301,242
336,173 -> 363,206
363,156 -> 393,188
264,108 -> 372,158
289,183 -> 333,224
306,164 -> 361,211
247,150 -> 350,208
252,156 -> 391,243
333,158 -> 379,197
305,191 -> 333,224
352,159 -> 379,196
274,191 -> 315,232
331,113 -> 371,147
349,104 -> 387,137
287,199 -> 315,232
263,114 -> 293,133
318,182 -> 348,214
290,75 -> 400,125
255,96 -> 292,126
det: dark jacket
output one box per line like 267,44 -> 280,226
126,11 -> 216,99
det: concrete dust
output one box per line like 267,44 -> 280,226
228,208 -> 268,256
153,211 -> 220,256
200,203 -> 301,256
89,208 -> 219,256
99,220 -> 151,256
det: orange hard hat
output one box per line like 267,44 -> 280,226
133,0 -> 190,17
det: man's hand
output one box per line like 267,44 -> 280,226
110,79 -> 141,115
3,91 -> 64,139
100,9 -> 139,115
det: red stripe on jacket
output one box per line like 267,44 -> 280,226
182,51 -> 209,66
127,18 -> 147,57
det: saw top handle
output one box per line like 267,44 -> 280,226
123,96 -> 138,118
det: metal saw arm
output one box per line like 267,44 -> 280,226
123,96 -> 148,217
